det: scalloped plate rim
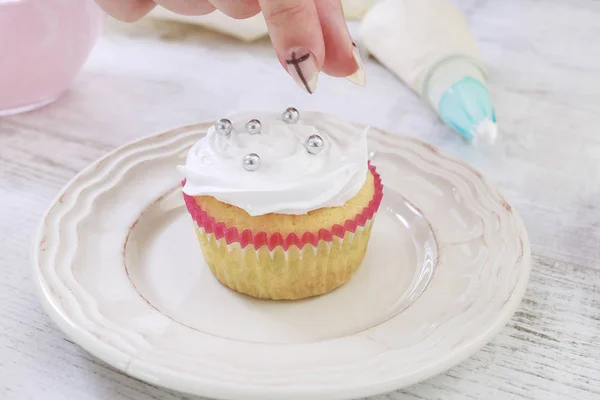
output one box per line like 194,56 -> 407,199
31,121 -> 531,400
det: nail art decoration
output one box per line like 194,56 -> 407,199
243,153 -> 261,171
285,49 -> 319,94
215,118 -> 233,136
245,119 -> 262,135
306,134 -> 324,154
345,42 -> 366,87
282,107 -> 300,124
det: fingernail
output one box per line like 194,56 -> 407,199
345,43 -> 366,87
285,48 -> 319,94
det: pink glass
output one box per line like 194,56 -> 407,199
0,0 -> 105,116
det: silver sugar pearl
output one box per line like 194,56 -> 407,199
243,153 -> 261,171
306,134 -> 324,154
215,118 -> 233,136
282,107 -> 300,124
245,119 -> 262,135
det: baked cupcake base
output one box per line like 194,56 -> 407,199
194,219 -> 375,300
183,165 -> 383,300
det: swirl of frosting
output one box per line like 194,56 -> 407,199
179,111 -> 369,216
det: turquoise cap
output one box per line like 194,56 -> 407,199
438,76 -> 497,145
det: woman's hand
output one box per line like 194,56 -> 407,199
95,0 -> 365,93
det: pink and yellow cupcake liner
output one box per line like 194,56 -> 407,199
183,165 -> 384,300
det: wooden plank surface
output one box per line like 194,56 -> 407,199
1,0 -> 599,399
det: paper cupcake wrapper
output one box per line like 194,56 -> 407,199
183,165 -> 383,250
193,218 -> 375,299
182,164 -> 383,299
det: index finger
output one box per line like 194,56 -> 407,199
259,0 -> 324,94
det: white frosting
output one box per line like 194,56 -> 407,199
179,111 -> 369,216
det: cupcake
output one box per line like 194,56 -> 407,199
179,108 -> 383,300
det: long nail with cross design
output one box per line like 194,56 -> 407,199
285,48 -> 319,94
345,42 -> 366,87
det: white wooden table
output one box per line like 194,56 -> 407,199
1,0 -> 599,399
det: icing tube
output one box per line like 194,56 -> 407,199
359,0 -> 498,146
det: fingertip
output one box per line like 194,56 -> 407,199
154,0 -> 216,15
228,9 -> 261,19
344,43 -> 366,86
284,48 -> 320,94
314,0 -> 365,81
322,42 -> 358,77
260,0 -> 325,65
95,0 -> 156,22
209,0 -> 261,19
259,0 -> 325,93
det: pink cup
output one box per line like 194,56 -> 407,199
0,0 -> 105,116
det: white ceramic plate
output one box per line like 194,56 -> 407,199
33,121 -> 530,400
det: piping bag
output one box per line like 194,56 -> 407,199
360,0 -> 497,146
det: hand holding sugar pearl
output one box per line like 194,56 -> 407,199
94,0 -> 366,93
